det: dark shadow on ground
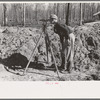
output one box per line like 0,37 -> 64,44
0,53 -> 29,70
0,53 -> 55,72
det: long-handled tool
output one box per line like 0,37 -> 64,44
64,40 -> 71,71
44,27 -> 60,78
42,21 -> 49,63
23,32 -> 43,75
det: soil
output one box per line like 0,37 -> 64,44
0,22 -> 100,81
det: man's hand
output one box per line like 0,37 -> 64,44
67,39 -> 71,46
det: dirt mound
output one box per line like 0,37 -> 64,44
0,22 -> 100,81
0,26 -> 61,68
74,22 -> 100,80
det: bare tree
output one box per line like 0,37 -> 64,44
80,3 -> 83,25
35,4 -> 38,24
57,3 -> 59,17
66,3 -> 70,25
54,3 -> 56,14
23,3 -> 25,26
3,3 -> 7,26
13,4 -> 18,26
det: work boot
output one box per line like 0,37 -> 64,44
67,61 -> 74,73
59,64 -> 67,73
60,69 -> 68,74
59,63 -> 65,70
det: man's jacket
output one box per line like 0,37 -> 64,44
54,22 -> 73,40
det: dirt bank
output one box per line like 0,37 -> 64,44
0,22 -> 100,81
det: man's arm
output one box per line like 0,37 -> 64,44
58,23 -> 70,34
54,23 -> 70,39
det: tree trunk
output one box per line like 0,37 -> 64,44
80,3 -> 83,25
13,4 -> 18,26
57,3 -> 59,17
54,3 -> 56,14
35,4 -> 38,24
63,4 -> 65,21
66,3 -> 70,25
3,3 -> 7,26
23,3 -> 25,26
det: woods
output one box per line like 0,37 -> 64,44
0,3 -> 100,27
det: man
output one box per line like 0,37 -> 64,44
49,14 -> 75,73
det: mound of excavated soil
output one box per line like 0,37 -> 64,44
0,22 -> 100,81
74,22 -> 100,80
0,26 -> 61,66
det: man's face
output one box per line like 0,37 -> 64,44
50,18 -> 57,24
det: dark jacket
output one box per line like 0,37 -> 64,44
54,22 -> 72,40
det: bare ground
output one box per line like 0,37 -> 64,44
0,63 -> 90,81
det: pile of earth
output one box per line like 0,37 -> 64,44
0,25 -> 61,70
74,21 -> 100,80
0,21 -> 100,80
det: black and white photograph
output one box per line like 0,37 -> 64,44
0,2 -> 100,81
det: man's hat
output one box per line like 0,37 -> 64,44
50,14 -> 58,20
